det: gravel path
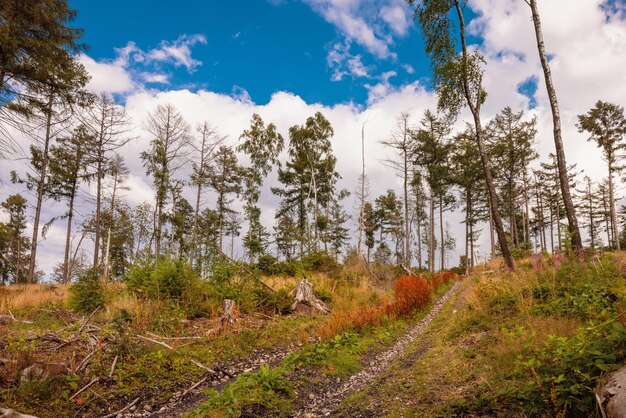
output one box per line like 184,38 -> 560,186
294,281 -> 462,417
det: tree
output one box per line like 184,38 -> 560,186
189,121 -> 224,266
80,93 -> 134,267
0,194 -> 30,284
577,101 -> 626,251
486,107 -> 537,248
382,113 -> 414,268
101,155 -> 129,281
208,146 -> 241,254
0,0 -> 86,156
526,0 -> 582,251
413,110 -> 453,272
409,0 -> 515,269
273,112 -> 339,257
451,126 -> 486,272
362,201 -> 377,264
47,125 -> 95,283
375,190 -> 404,264
141,103 -> 191,259
356,122 -> 369,259
237,114 -> 284,261
576,176 -> 603,250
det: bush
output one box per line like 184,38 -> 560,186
126,257 -> 199,301
394,275 -> 431,316
69,268 -> 105,314
257,254 -> 279,275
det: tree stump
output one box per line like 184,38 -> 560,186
220,299 -> 238,328
0,408 -> 39,418
599,367 -> 626,418
290,279 -> 331,314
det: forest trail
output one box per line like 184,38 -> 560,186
293,280 -> 462,417
145,281 -> 462,418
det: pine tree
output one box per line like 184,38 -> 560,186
208,146 -> 242,254
577,101 -> 626,251
237,114 -> 284,261
576,176 -> 603,249
141,103 -> 191,259
0,194 -> 30,284
47,124 -> 95,283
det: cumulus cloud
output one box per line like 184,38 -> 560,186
79,55 -> 134,94
327,41 -> 370,81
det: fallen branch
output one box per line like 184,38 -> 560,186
109,355 -> 118,378
180,376 -> 208,399
189,359 -> 218,374
101,397 -> 140,418
70,376 -> 100,400
146,332 -> 204,341
135,334 -> 174,350
7,310 -> 34,324
78,306 -> 101,334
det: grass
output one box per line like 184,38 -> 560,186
337,254 -> 626,417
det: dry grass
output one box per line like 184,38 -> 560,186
0,283 -> 69,313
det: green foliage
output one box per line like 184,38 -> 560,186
126,257 -> 199,301
68,267 -> 105,313
512,320 -> 626,415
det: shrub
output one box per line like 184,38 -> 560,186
125,257 -> 198,301
257,254 -> 278,275
69,268 -> 105,314
394,275 -> 431,316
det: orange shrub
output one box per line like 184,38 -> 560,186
394,275 -> 431,316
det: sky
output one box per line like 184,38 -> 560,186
2,0 -> 626,276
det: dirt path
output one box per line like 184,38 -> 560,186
293,281 -> 462,417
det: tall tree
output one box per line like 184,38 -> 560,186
101,155 -> 129,281
208,146 -> 241,254
141,103 -> 191,259
0,194 -> 30,284
237,114 -> 284,261
526,0 -> 582,250
577,101 -> 626,251
486,107 -> 537,248
273,112 -> 338,257
80,93 -> 134,267
362,201 -> 377,264
47,125 -> 94,283
413,110 -> 452,272
409,0 -> 514,269
189,121 -> 224,266
576,176 -> 602,250
0,0 -> 86,156
382,113 -> 414,269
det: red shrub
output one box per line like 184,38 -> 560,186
394,275 -> 431,316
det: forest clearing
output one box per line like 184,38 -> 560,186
1,0 -> 626,417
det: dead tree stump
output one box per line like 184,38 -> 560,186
290,279 -> 331,314
0,408 -> 39,418
220,299 -> 238,328
599,366 -> 626,418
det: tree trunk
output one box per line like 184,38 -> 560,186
429,188 -> 435,272
454,0 -> 514,269
488,200 -> 495,258
608,164 -> 621,250
403,120 -> 411,269
62,190 -> 76,284
190,181 -> 202,267
529,0 -> 582,251
27,93 -> 54,284
465,190 -> 470,275
357,123 -> 366,256
440,195 -> 445,271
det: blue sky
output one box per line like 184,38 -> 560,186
71,0 -> 436,106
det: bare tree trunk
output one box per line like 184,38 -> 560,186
357,123 -> 366,256
529,0 -> 582,251
454,0 -> 514,269
403,120 -> 411,269
429,188 -> 435,272
190,181 -> 202,266
488,200 -> 495,258
549,201 -> 554,253
465,190 -> 470,275
416,210 -> 422,269
440,196 -> 445,271
608,163 -> 621,250
27,93 -> 54,284
62,190 -> 76,284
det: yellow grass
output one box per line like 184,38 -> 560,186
0,283 -> 70,313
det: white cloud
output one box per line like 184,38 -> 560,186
79,54 -> 134,94
327,41 -> 370,81
146,34 -> 207,72
141,72 -> 170,84
380,4 -> 411,36
304,0 -> 399,59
